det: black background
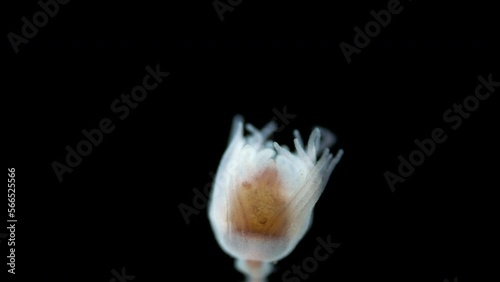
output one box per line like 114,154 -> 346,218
3,0 -> 498,281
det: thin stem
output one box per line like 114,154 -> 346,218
235,259 -> 273,282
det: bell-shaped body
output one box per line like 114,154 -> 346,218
209,116 -> 343,262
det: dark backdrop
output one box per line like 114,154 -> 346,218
3,1 -> 498,282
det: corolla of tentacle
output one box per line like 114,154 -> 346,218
209,115 -> 343,282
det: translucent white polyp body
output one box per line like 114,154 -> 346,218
209,116 -> 343,263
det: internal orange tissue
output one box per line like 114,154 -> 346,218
230,167 -> 289,237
